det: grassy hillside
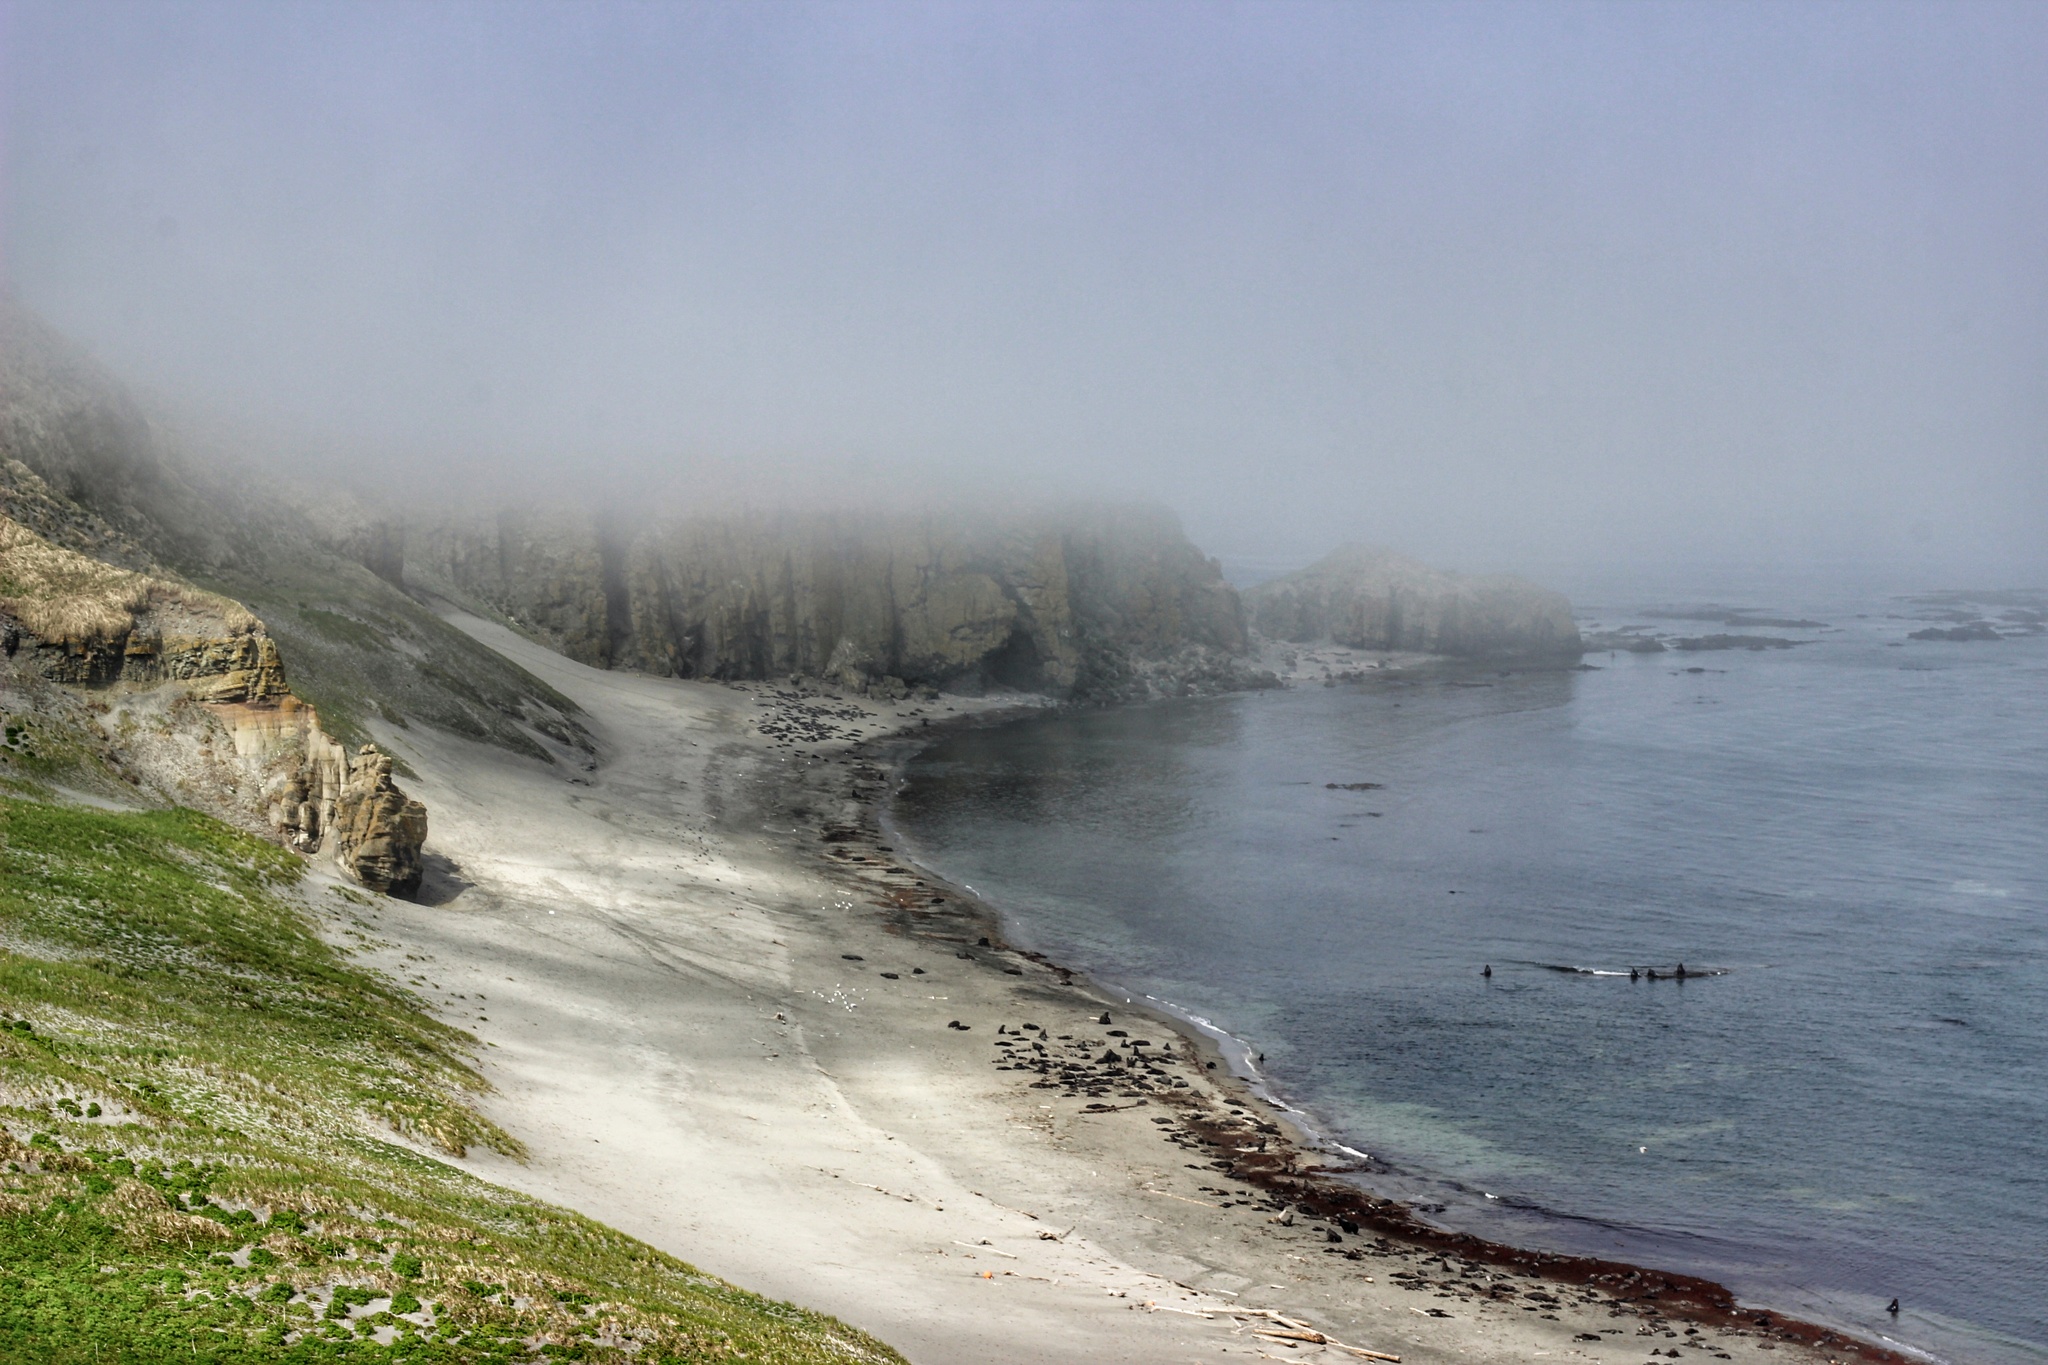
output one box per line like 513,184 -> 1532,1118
0,794 -> 901,1365
199,551 -> 591,765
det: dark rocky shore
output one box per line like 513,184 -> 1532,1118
762,700 -> 1923,1365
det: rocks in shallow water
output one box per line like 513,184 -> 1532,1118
1670,634 -> 1805,651
1907,623 -> 2003,642
1581,630 -> 1667,653
1896,590 -> 2044,640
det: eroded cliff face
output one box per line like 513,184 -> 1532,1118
1245,545 -> 1583,660
0,513 -> 427,894
1,300 -> 593,765
409,504 -> 1259,702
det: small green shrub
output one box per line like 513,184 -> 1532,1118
391,1251 -> 422,1279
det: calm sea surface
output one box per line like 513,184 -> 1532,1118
891,574 -> 2047,1364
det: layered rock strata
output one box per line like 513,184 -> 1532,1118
408,504 -> 1264,702
2,300 -> 593,767
0,513 -> 426,894
1246,545 -> 1583,660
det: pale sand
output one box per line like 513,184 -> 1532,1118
328,613 -> 1851,1365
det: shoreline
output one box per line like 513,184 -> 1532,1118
853,697 -> 1926,1365
345,613 -> 1925,1365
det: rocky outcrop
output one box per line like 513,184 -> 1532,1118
0,510 -> 275,686
1246,545 -> 1582,660
328,745 -> 429,894
1,512 -> 427,893
2,299 -> 593,765
205,696 -> 427,894
409,504 -> 1260,702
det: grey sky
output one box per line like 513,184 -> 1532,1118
3,1 -> 2042,574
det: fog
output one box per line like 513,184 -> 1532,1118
3,0 -> 2043,577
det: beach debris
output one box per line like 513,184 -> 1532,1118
953,1240 -> 1017,1258
855,1181 -> 915,1202
1235,1309 -> 1400,1361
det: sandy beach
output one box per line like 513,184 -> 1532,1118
327,610 -> 1901,1365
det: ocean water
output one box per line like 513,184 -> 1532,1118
891,576 -> 2048,1364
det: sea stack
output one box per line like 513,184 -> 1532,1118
1245,544 -> 1583,660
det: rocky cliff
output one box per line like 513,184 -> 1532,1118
0,512 -> 427,894
0,298 -> 591,765
408,503 -> 1263,702
1245,545 -> 1582,660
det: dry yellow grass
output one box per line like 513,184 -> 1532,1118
0,513 -> 258,644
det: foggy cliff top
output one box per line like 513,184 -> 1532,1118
3,1 -> 2043,578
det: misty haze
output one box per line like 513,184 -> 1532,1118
0,4 -> 2041,1365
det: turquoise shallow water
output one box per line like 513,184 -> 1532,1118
892,578 -> 2048,1364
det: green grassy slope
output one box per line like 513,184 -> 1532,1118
0,795 -> 902,1365
201,552 -> 592,766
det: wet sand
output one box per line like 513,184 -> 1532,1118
335,610 -> 1908,1365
